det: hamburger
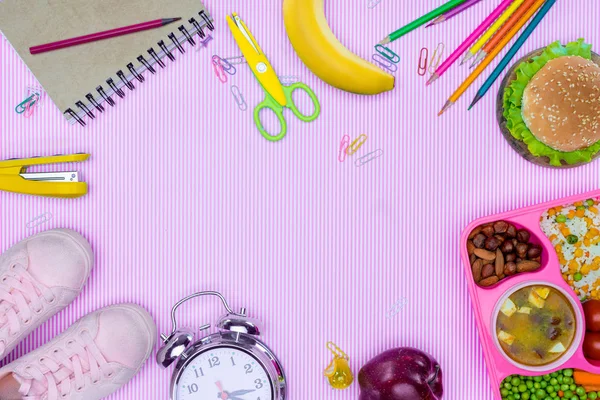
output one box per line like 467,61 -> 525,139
501,40 -> 600,167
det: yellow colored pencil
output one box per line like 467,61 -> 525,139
461,0 -> 526,65
439,0 -> 546,116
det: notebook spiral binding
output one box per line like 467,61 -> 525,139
65,10 -> 214,126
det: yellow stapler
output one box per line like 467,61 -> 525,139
0,154 -> 90,198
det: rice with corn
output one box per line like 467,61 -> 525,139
540,198 -> 600,301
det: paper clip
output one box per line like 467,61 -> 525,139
346,134 -> 367,156
15,93 -> 39,114
278,75 -> 300,85
26,85 -> 45,107
23,94 -> 40,118
374,44 -> 400,64
429,43 -> 445,74
355,149 -> 383,167
324,342 -> 354,390
213,55 -> 236,76
372,54 -> 398,73
211,56 -> 228,83
386,297 -> 408,319
367,0 -> 382,9
338,135 -> 351,162
231,85 -> 248,111
418,47 -> 429,77
223,55 -> 247,65
26,212 -> 53,229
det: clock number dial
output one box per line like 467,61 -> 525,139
175,347 -> 273,400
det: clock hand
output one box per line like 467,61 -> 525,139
215,382 -> 229,400
229,389 -> 256,396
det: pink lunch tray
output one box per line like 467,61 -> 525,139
461,189 -> 600,399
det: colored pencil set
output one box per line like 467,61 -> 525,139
379,0 -> 557,115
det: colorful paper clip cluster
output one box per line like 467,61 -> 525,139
212,55 -> 237,83
373,44 -> 400,73
15,93 -> 41,118
339,134 -> 383,167
324,342 -> 354,390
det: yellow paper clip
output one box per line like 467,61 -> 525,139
0,154 -> 89,198
346,134 -> 367,155
429,43 -> 445,74
324,342 -> 353,390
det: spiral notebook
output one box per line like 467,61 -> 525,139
0,0 -> 213,126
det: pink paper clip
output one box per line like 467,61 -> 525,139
212,56 -> 228,83
23,94 -> 39,118
418,47 -> 429,77
338,135 -> 351,162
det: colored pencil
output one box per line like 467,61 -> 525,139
379,0 -> 469,45
460,0 -> 527,65
427,0 -> 514,86
438,0 -> 547,116
470,0 -> 538,67
30,18 -> 181,55
469,0 -> 557,110
425,0 -> 483,28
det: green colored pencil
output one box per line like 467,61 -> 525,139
379,0 -> 469,45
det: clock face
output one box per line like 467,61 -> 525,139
175,346 -> 274,400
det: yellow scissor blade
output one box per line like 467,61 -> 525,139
226,13 -> 287,107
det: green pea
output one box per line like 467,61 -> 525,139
550,378 -> 558,386
535,376 -> 543,382
589,392 -> 598,400
587,199 -> 595,206
567,235 -> 579,244
522,393 -> 531,400
535,382 -> 541,389
564,369 -> 574,377
577,206 -> 587,211
547,385 -> 555,393
506,382 -> 513,389
519,384 -> 528,392
528,381 -> 534,389
502,388 -> 510,396
558,376 -> 565,384
564,390 -> 574,399
556,215 -> 568,223
570,384 -> 577,391
562,384 -> 571,391
537,390 -> 546,397
543,375 -> 551,381
575,272 -> 584,281
512,377 -> 522,386
541,381 -> 548,388
577,387 -> 586,396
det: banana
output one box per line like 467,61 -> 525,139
283,0 -> 395,95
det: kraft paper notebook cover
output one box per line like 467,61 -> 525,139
0,0 -> 213,126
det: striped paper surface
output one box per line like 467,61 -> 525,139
1,0 -> 599,399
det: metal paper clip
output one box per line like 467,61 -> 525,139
372,54 -> 398,73
26,86 -> 45,107
355,149 -> 383,167
324,342 -> 354,390
211,57 -> 228,83
15,93 -> 39,114
418,47 -> 429,76
368,0 -> 382,9
213,55 -> 237,76
429,43 -> 445,74
386,297 -> 408,319
231,85 -> 248,111
278,75 -> 300,85
375,44 -> 400,64
338,135 -> 351,162
346,134 -> 367,155
224,55 -> 247,65
26,212 -> 53,229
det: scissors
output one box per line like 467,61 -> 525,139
226,13 -> 321,142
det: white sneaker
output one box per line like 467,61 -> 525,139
0,229 -> 93,360
0,304 -> 156,400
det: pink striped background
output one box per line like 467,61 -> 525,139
1,1 -> 599,398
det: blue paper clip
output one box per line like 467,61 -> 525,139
231,85 -> 248,111
386,297 -> 408,318
355,149 -> 383,167
375,45 -> 400,64
26,212 -> 53,229
372,54 -> 398,73
368,0 -> 382,9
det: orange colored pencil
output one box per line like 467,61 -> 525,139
470,0 -> 538,67
438,0 -> 546,116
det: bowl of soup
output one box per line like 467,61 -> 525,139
492,282 -> 583,371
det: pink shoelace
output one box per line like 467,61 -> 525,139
0,263 -> 55,355
16,330 -> 115,400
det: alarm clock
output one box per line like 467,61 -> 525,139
157,291 -> 287,400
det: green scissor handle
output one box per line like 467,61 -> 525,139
254,83 -> 321,142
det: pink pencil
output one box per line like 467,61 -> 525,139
426,0 -> 514,85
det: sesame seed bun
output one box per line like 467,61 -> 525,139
497,48 -> 600,168
522,56 -> 600,152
